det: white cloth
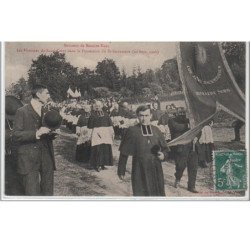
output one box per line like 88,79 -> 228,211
119,117 -> 130,128
129,118 -> 138,127
76,126 -> 92,145
91,126 -> 114,147
72,115 -> 79,125
111,116 -> 121,127
151,120 -> 158,127
151,121 -> 171,140
67,87 -> 81,98
199,125 -> 214,144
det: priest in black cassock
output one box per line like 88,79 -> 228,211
88,100 -> 114,172
118,105 -> 169,196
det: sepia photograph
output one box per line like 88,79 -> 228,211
3,41 -> 248,199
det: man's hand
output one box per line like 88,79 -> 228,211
118,174 -> 125,180
48,131 -> 58,140
157,152 -> 164,161
36,127 -> 51,139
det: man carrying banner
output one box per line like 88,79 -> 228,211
168,107 -> 199,193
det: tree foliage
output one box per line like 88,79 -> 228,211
28,52 -> 78,101
10,52 -> 184,102
6,77 -> 31,102
93,87 -> 111,98
222,42 -> 245,93
95,58 -> 121,91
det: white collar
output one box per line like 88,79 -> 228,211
31,98 -> 43,117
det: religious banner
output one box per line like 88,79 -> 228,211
168,42 -> 246,147
177,42 -> 245,124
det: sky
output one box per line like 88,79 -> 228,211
5,42 -> 176,88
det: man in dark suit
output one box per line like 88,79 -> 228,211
13,84 -> 56,196
231,119 -> 245,142
168,107 -> 198,193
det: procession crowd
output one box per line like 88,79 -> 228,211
6,84 -> 216,197
55,94 -> 215,195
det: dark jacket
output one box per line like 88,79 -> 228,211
168,116 -> 190,139
13,103 -> 56,175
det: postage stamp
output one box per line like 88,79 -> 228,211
214,150 -> 247,191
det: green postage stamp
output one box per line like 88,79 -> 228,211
214,151 -> 247,191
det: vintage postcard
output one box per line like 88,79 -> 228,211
2,42 -> 248,200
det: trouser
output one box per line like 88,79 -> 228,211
173,144 -> 198,189
114,126 -> 120,139
20,167 -> 54,196
234,120 -> 244,141
5,155 -> 23,195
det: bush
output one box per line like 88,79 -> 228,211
120,87 -> 133,97
148,82 -> 163,95
142,87 -> 151,96
93,87 -> 111,98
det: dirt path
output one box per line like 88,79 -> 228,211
53,127 -> 245,198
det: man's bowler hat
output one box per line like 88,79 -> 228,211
43,110 -> 62,130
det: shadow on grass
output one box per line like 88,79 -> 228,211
63,171 -> 107,196
54,133 -> 92,170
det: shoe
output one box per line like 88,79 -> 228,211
174,180 -> 180,188
231,139 -> 240,142
101,166 -> 107,170
187,188 -> 199,193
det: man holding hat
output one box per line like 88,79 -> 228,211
13,84 -> 57,196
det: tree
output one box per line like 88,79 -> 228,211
143,69 -> 155,85
93,87 -> 111,98
120,87 -> 133,98
162,83 -> 172,94
148,82 -> 163,95
120,68 -> 127,88
28,52 -> 78,101
7,77 -> 31,102
222,42 -> 245,93
78,67 -> 96,94
161,58 -> 181,89
142,87 -> 151,97
95,58 -> 121,91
